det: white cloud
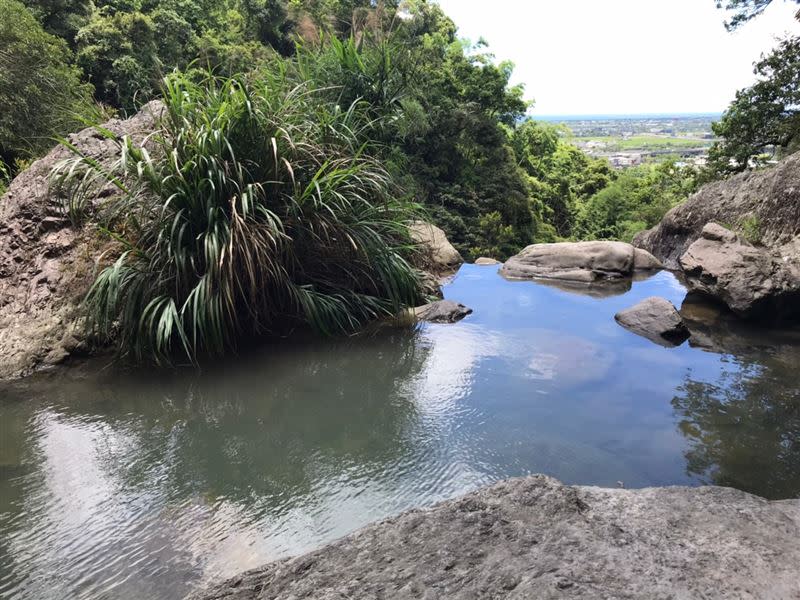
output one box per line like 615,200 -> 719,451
435,0 -> 800,115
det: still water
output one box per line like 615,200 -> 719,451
1,265 -> 799,599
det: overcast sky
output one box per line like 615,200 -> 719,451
435,0 -> 800,115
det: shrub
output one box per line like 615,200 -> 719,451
54,71 -> 425,365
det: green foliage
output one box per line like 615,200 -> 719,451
575,161 -> 698,242
0,0 -> 97,166
512,120 -> 615,240
738,214 -> 763,244
54,71 -> 425,365
472,211 -> 517,260
715,0 -> 800,30
707,35 -> 800,176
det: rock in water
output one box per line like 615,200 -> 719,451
679,223 -> 800,320
615,297 -> 690,346
413,300 -> 472,323
500,241 -> 661,285
634,151 -> 800,269
409,221 -> 463,273
193,475 -> 800,600
474,257 -> 501,265
0,101 -> 164,380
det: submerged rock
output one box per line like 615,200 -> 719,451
500,241 -> 661,285
413,300 -> 472,323
615,297 -> 690,347
634,151 -> 800,269
194,475 -> 800,600
0,101 -> 165,380
409,221 -> 463,273
679,223 -> 800,320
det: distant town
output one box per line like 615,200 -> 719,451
538,114 -> 721,168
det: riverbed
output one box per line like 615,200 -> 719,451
1,264 -> 798,599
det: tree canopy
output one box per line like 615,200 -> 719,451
715,0 -> 800,30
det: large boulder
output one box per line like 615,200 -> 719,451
0,101 -> 164,380
679,223 -> 800,320
634,152 -> 800,269
615,296 -> 690,346
195,475 -> 800,600
409,221 -> 463,274
500,241 -> 661,285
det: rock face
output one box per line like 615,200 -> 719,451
195,475 -> 800,600
634,152 -> 800,269
413,300 -> 472,323
409,221 -> 464,273
500,241 -> 661,285
0,101 -> 164,380
679,223 -> 800,320
614,297 -> 690,347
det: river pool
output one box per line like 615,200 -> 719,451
1,264 -> 799,599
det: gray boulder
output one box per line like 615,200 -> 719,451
194,475 -> 800,600
413,300 -> 472,323
409,221 -> 463,273
615,296 -> 690,346
474,257 -> 501,265
500,241 -> 661,285
0,101 -> 164,380
679,223 -> 800,320
634,151 -> 800,269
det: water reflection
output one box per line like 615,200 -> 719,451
1,330 -> 436,599
1,265 -> 799,600
672,337 -> 800,500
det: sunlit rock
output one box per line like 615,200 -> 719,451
195,475 -> 800,600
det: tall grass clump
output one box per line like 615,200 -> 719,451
54,70 -> 425,365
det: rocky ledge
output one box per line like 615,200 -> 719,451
194,475 -> 800,600
634,151 -> 800,270
0,100 -> 165,380
680,223 -> 800,320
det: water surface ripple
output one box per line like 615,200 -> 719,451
1,265 -> 799,599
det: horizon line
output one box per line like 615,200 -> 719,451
531,111 -> 723,120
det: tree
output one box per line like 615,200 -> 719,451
707,36 -> 800,175
715,0 -> 800,30
22,0 -> 93,45
0,0 -> 95,168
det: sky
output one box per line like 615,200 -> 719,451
435,0 -> 800,116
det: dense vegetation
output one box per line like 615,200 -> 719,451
55,70 -> 425,364
4,0 -> 749,361
3,0 -> 700,257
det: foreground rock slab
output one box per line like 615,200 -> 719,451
195,475 -> 800,600
500,241 -> 661,286
0,101 -> 164,380
413,299 -> 472,323
680,223 -> 800,320
615,296 -> 690,346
